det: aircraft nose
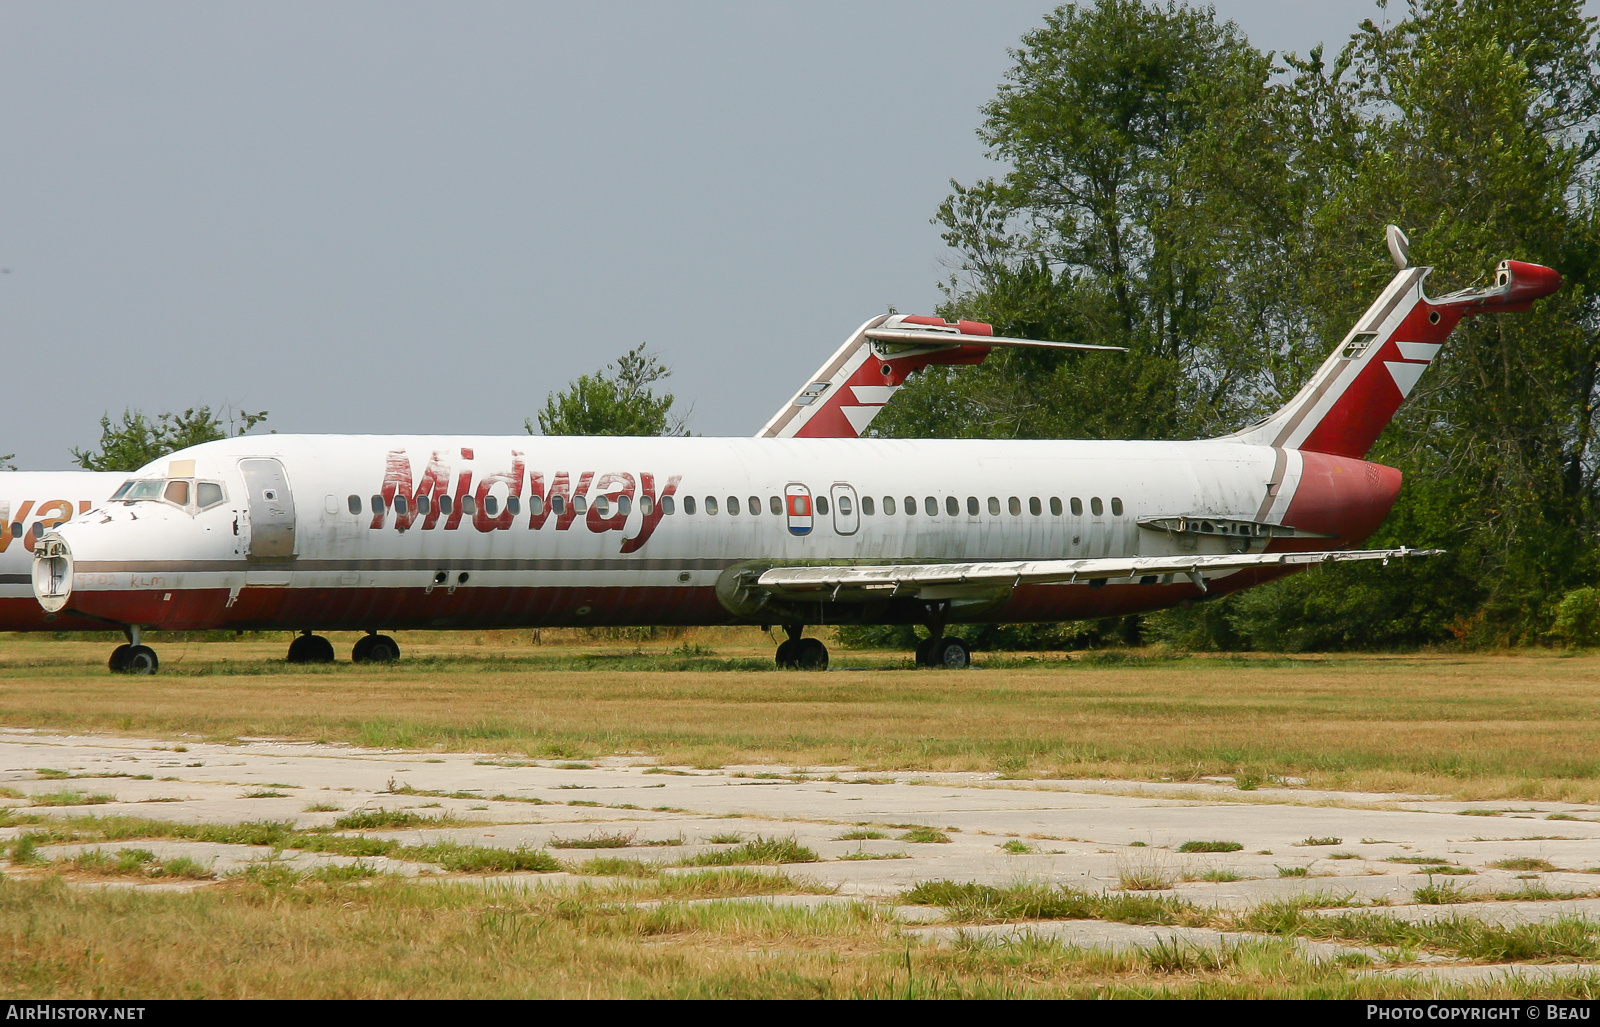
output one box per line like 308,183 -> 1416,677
32,534 -> 73,613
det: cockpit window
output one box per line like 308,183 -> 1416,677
111,481 -> 135,501
197,482 -> 226,509
122,480 -> 165,501
164,480 -> 190,506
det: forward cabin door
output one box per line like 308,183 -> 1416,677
239,459 -> 297,560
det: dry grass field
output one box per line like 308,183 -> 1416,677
0,629 -> 1597,800
3,874 -> 1597,999
2,629 -> 1599,998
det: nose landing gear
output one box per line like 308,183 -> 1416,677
108,626 -> 159,675
774,624 -> 828,670
286,631 -> 336,664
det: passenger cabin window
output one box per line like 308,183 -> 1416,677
618,495 -> 631,515
1090,497 -> 1103,516
748,496 -> 760,515
347,495 -> 362,515
726,496 -> 739,516
770,496 -> 782,515
904,496 -> 915,515
660,496 -> 674,515
1050,497 -> 1062,516
529,495 -> 544,515
817,496 -> 830,515
638,496 -> 652,516
683,496 -> 696,514
568,496 -> 582,515
197,482 -> 225,509
551,495 -> 566,515
507,496 -> 521,515
464,495 -> 479,515
394,495 -> 408,515
966,497 -> 979,516
1071,498 -> 1083,515
1111,497 -> 1124,515
418,494 -> 432,514
594,496 -> 610,517
1008,497 -> 1021,516
988,497 -> 1001,516
485,495 -> 500,516
945,496 -> 958,516
371,496 -> 385,515
925,496 -> 938,516
704,496 -> 718,514
883,496 -> 896,515
1029,497 -> 1041,516
838,495 -> 852,516
861,496 -> 874,515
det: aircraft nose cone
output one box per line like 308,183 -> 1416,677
32,534 -> 73,613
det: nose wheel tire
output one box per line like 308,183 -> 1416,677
352,634 -> 400,664
115,645 -> 159,675
287,634 -> 336,664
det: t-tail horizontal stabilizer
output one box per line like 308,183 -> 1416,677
756,314 -> 1124,439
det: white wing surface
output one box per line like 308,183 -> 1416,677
754,547 -> 1440,600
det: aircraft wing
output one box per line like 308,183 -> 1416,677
754,547 -> 1440,600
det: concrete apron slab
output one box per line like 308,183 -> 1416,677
906,919 -> 1384,964
3,727 -> 1598,967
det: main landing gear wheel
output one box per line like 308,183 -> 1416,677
916,636 -> 970,669
108,644 -> 133,673
774,634 -> 828,670
352,634 -> 400,664
286,633 -> 336,664
120,645 -> 159,675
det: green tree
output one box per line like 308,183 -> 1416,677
71,407 -> 269,473
0,454 -> 14,472
876,0 -> 1600,650
881,0 -> 1297,444
528,344 -> 688,437
1211,0 -> 1600,648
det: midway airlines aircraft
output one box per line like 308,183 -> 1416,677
3,330 -> 1048,634
33,230 -> 1561,674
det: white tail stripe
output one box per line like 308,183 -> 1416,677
1261,447 -> 1304,524
1395,342 -> 1441,362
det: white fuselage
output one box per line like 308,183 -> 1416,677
35,434 -> 1394,631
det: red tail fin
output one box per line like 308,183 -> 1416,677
1227,256 -> 1560,459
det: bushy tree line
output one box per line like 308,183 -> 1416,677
866,0 -> 1600,650
71,407 -> 269,473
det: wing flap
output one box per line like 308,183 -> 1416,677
754,548 -> 1440,600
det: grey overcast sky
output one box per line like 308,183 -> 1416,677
2,1 -> 1396,468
